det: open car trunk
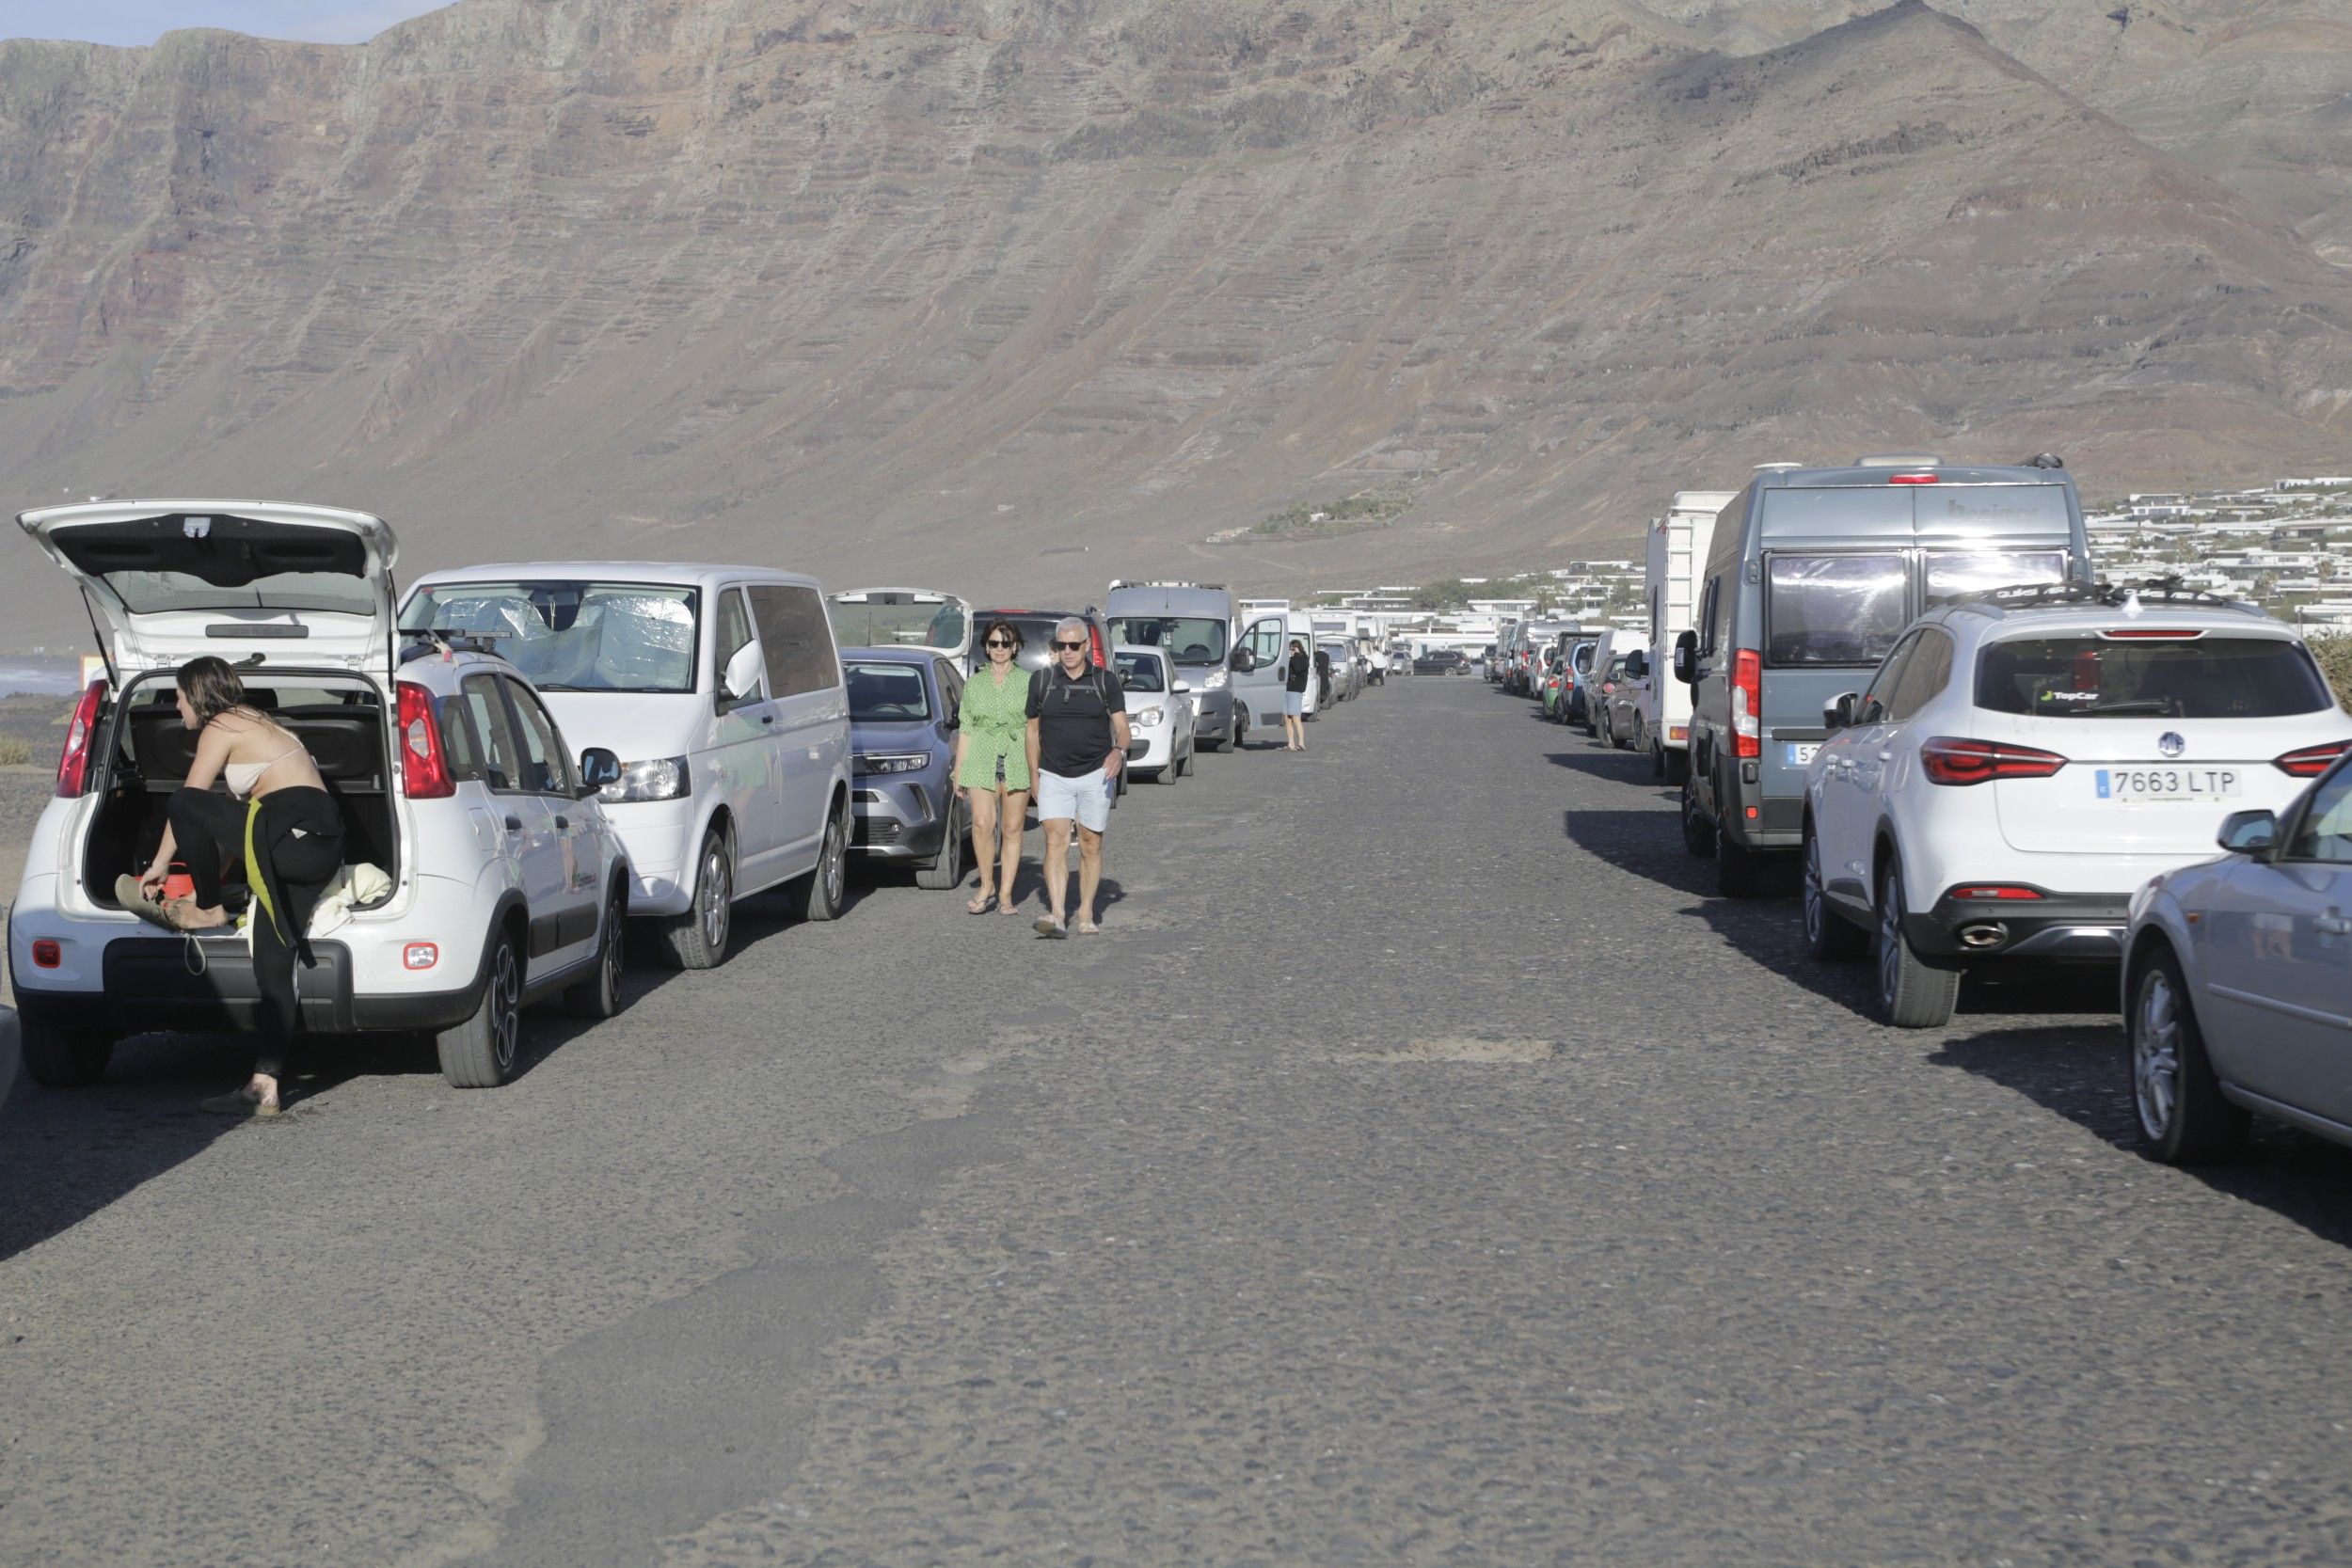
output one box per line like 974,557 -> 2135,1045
81,672 -> 399,911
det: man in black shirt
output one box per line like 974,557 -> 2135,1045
1025,619 -> 1130,937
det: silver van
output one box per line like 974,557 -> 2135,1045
1672,455 -> 2091,896
1105,580 -> 1242,750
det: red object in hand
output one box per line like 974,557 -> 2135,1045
164,871 -> 195,901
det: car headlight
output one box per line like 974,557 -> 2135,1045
1201,670 -> 1229,690
600,755 -> 690,802
856,752 -> 932,775
1131,705 -> 1166,727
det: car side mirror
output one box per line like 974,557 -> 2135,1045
577,748 -> 621,796
1673,631 -> 1697,686
1824,692 -> 1859,731
1171,680 -> 1191,694
2217,808 -> 2277,857
1231,648 -> 1257,673
721,642 -> 764,704
1625,652 -> 1648,679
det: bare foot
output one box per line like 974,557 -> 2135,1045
164,899 -> 231,930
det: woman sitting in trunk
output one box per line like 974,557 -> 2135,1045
120,657 -> 345,1117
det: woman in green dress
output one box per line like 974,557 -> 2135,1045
954,619 -> 1033,914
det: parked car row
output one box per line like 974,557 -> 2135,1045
1556,455 -> 2352,1168
5,521 -> 1391,1094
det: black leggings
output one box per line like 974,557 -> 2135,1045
167,787 -> 343,1080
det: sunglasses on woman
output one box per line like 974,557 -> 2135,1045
985,638 -> 1014,649
1052,640 -> 1086,651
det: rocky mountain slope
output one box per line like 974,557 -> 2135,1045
1,0 -> 2348,641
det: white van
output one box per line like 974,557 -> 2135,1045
1641,490 -> 1736,782
401,563 -> 853,968
1226,601 -> 1322,738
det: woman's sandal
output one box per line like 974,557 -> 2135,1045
966,893 -> 998,915
117,876 -> 176,928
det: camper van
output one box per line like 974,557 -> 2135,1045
1106,580 -> 1242,751
1642,490 -> 1739,782
1675,455 -> 2091,896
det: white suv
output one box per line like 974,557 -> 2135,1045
8,501 -> 632,1089
1800,584 -> 2352,1026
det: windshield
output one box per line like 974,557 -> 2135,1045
1112,651 -> 1166,692
104,570 -> 377,616
829,597 -> 967,652
1976,635 -> 2334,719
1108,616 -> 1227,665
401,581 -> 700,693
1925,551 -> 2068,606
843,659 -> 932,721
1766,554 -> 1909,667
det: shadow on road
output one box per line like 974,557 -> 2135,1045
1932,1022 -> 2352,1249
1545,746 -> 1658,784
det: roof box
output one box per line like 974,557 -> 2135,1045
1855,453 -> 1942,468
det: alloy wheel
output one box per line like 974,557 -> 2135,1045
1876,875 -> 1902,1009
490,942 -> 521,1077
701,845 -> 732,955
823,816 -> 846,909
2134,967 -> 2183,1140
603,891 -> 626,999
1804,833 -> 1829,946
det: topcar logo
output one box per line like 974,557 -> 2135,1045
2158,732 -> 2186,759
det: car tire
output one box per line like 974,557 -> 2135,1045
1664,747 -> 1690,786
438,927 -> 523,1088
565,879 -> 629,1020
2128,944 -> 2249,1164
1874,857 -> 1960,1028
1233,705 -> 1250,750
1716,819 -> 1764,899
1650,740 -> 1666,783
1680,775 -> 1714,859
1804,822 -> 1868,962
16,1016 -> 114,1088
914,810 -> 966,890
657,825 -> 733,970
787,806 -> 849,922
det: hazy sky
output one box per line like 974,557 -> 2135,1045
0,1 -> 457,46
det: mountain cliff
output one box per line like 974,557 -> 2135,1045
1,0 -> 2347,641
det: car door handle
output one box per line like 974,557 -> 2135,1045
503,816 -> 523,832
553,816 -> 570,832
1875,751 -> 1893,762
760,713 -> 775,725
2320,911 -> 2351,936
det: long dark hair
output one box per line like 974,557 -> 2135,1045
979,619 -> 1025,657
176,656 -> 247,727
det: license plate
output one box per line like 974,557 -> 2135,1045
2094,767 -> 2242,801
1784,742 -> 1818,767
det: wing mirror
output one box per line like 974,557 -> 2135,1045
1171,679 -> 1192,694
577,748 -> 621,797
1625,651 -> 1648,679
2217,808 -> 2277,858
1673,630 -> 1698,686
721,642 -> 764,704
1230,647 -> 1258,674
1824,692 -> 1859,731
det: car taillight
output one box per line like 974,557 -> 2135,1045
396,680 -> 455,799
2101,628 -> 2201,641
2274,740 -> 2352,778
1729,649 -> 1761,759
55,679 -> 105,798
1947,885 -> 2045,901
1921,736 -> 2068,785
1089,624 -> 1107,669
31,939 -> 61,968
1888,473 -> 1940,484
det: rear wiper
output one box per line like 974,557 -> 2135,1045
2077,699 -> 2174,716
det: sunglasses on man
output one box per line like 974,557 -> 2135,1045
1052,640 -> 1087,651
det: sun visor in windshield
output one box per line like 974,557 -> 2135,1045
53,514 -> 370,586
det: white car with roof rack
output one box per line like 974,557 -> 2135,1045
8,501 -> 633,1090
1800,579 -> 2352,1027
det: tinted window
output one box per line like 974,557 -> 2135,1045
1765,554 -> 1908,667
403,581 -> 699,693
501,678 -> 574,795
1975,636 -> 2335,719
1700,578 -> 1723,657
1112,652 -> 1167,692
1924,551 -> 2068,607
1108,617 -> 1228,665
1860,634 -> 1917,723
715,589 -> 759,710
749,585 -> 839,699
2286,768 -> 2352,863
1884,627 -> 1954,721
843,660 -> 930,721
445,673 -> 520,791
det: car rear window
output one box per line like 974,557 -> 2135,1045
843,660 -> 930,721
1113,652 -> 1166,692
1976,635 -> 2335,719
1765,554 -> 1908,666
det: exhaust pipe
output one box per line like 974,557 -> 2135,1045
1958,922 -> 2009,949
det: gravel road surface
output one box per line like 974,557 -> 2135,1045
5,676 -> 2350,1567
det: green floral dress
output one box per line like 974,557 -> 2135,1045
956,664 -> 1033,790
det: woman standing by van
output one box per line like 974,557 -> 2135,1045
1282,639 -> 1311,752
123,657 -> 344,1117
953,620 -> 1033,914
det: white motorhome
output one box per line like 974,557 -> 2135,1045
1641,489 -> 1738,782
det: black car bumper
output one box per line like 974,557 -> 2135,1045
13,937 -> 486,1036
1903,889 -> 2131,961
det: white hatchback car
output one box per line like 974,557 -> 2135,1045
8,501 -> 632,1090
1112,645 -> 1197,783
401,564 -> 854,969
1801,585 -> 2352,1026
